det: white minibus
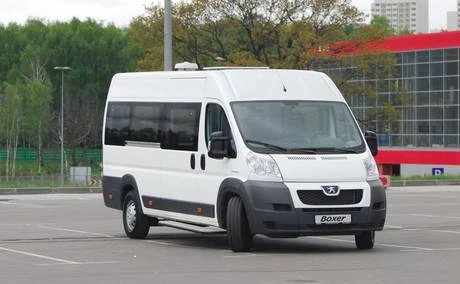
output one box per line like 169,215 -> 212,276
102,66 -> 386,252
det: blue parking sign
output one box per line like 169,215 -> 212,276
432,168 -> 444,176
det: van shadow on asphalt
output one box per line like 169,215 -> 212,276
143,232 -> 365,254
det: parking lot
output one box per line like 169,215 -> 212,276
1,186 -> 460,284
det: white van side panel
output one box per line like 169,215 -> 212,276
103,145 -> 164,208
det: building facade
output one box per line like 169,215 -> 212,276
371,0 -> 429,34
314,31 -> 460,176
447,11 -> 458,31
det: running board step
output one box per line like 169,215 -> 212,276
160,220 -> 227,234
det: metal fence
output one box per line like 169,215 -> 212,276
0,174 -> 102,188
0,148 -> 102,163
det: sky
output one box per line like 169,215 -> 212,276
0,0 -> 457,31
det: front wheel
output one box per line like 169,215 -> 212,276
123,191 -> 150,239
355,231 -> 375,250
226,196 -> 253,252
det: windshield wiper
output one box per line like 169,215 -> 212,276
245,139 -> 288,152
315,147 -> 360,154
289,147 -> 360,154
287,148 -> 318,154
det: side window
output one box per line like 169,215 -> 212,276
205,103 -> 232,144
105,103 -> 131,146
162,103 -> 201,151
130,104 -> 162,143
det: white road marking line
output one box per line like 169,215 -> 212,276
410,214 -> 460,220
146,240 -> 176,246
401,248 -> 460,252
379,243 -> 433,251
1,202 -> 62,209
311,236 -> 433,251
385,225 -> 403,229
0,246 -> 79,264
431,230 -> 460,234
428,248 -> 460,251
39,261 -> 120,266
33,225 -> 114,238
0,237 -> 127,244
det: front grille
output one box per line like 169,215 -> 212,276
302,207 -> 362,213
297,189 -> 363,205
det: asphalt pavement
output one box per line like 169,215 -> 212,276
0,186 -> 459,284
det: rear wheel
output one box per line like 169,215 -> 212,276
355,231 -> 375,250
226,196 -> 253,252
123,191 -> 150,239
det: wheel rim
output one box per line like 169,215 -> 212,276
125,200 -> 136,232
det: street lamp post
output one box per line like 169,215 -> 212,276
54,66 -> 71,187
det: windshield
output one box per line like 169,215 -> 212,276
231,101 -> 365,154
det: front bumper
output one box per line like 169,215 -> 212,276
242,180 -> 386,238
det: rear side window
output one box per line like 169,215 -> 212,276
130,104 -> 162,143
105,102 -> 201,151
162,103 -> 201,151
105,104 -> 131,146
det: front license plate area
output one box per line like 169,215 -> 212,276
315,214 -> 351,225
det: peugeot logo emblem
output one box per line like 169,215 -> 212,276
321,185 -> 340,196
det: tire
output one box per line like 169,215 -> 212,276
355,231 -> 375,250
226,196 -> 253,252
123,191 -> 150,239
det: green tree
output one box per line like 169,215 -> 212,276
130,0 -> 367,68
0,18 -> 138,175
0,23 -> 27,83
0,82 -> 23,179
370,15 -> 394,36
22,46 -> 53,172
44,18 -> 137,165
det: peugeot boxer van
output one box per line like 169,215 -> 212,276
102,66 -> 386,252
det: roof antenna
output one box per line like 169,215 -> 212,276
276,71 -> 287,93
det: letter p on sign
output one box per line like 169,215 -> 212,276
432,168 -> 444,176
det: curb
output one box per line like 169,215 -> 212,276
0,187 -> 102,195
389,180 -> 460,187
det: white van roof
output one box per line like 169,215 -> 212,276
107,69 -> 345,103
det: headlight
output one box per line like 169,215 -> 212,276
363,153 -> 379,181
246,152 -> 282,181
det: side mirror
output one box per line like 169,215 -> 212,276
208,131 -> 231,159
364,130 -> 378,157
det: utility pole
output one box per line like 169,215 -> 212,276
164,0 -> 173,71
